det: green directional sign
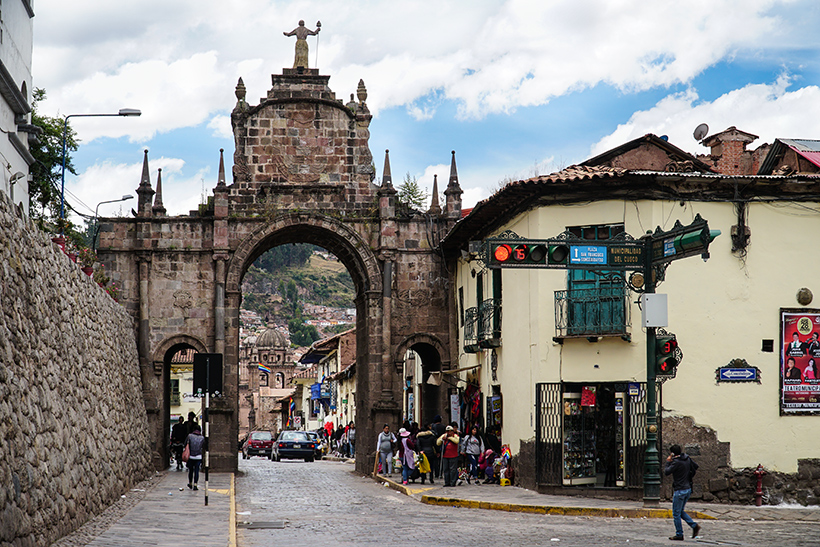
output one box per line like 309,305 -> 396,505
650,215 -> 720,265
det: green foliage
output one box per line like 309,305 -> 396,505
29,88 -> 79,228
397,172 -> 427,210
255,245 -> 314,271
287,312 -> 320,346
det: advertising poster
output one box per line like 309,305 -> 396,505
781,310 -> 820,414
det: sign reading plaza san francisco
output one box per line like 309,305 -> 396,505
781,310 -> 820,414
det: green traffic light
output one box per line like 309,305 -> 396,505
548,244 -> 568,264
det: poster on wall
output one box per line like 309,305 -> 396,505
780,310 -> 820,414
450,393 -> 461,426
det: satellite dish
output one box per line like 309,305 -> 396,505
693,123 -> 709,141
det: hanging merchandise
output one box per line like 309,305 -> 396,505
581,386 -> 597,407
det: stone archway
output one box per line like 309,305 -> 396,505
98,63 -> 461,474
148,334 -> 208,468
224,212 -> 385,473
394,333 -> 449,428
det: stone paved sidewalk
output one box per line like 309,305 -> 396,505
374,473 -> 820,522
54,470 -> 234,547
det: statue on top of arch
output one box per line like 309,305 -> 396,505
284,20 -> 321,69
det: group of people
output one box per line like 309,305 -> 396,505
170,411 -> 205,490
318,420 -> 356,458
376,416 -> 505,487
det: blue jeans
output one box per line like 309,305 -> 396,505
672,488 -> 696,538
402,462 -> 412,483
187,459 -> 202,486
467,454 -> 479,479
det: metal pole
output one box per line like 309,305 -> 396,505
59,116 -> 70,233
642,236 -> 661,505
204,356 -> 210,506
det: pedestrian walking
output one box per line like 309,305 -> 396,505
170,416 -> 187,471
184,425 -> 205,490
415,423 -> 437,484
185,411 -> 198,436
397,428 -> 416,485
436,425 -> 460,487
462,425 -> 485,484
376,424 -> 396,477
665,444 -> 701,541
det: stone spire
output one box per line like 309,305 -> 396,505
444,150 -> 463,218
217,148 -> 227,188
381,149 -> 394,189
378,149 -> 397,218
428,174 -> 441,215
136,149 -> 155,217
152,168 -> 166,216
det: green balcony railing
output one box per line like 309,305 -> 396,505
479,298 -> 502,348
463,307 -> 480,353
554,284 -> 630,338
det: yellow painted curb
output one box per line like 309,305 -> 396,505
229,473 -> 236,547
420,495 -> 715,520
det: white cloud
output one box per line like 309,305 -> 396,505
590,75 -> 820,157
33,0 -> 804,142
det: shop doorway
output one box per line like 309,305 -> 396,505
536,381 -> 654,490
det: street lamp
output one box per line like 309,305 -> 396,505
60,108 -> 142,234
92,194 -> 134,252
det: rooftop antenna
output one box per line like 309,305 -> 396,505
693,123 -> 709,141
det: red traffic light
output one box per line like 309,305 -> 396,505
658,358 -> 676,374
493,244 -> 512,263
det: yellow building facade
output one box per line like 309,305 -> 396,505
442,136 -> 820,504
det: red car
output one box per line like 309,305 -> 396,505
242,431 -> 274,459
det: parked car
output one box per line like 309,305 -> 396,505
272,430 -> 315,462
242,431 -> 274,459
305,431 -> 324,459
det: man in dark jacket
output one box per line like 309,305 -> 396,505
431,415 -> 446,478
170,416 -> 188,470
664,444 -> 701,541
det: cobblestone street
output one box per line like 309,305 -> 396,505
235,458 -> 820,546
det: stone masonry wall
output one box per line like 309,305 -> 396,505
0,193 -> 153,546
663,415 -> 820,506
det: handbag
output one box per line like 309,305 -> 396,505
182,444 -> 190,463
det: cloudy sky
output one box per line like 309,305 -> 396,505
33,0 -> 820,222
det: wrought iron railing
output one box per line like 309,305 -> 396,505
479,298 -> 502,347
463,307 -> 480,352
554,283 -> 630,338
170,394 -> 181,406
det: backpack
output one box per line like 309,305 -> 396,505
687,458 -> 699,486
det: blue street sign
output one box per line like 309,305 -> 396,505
570,245 -> 607,265
664,238 -> 676,257
718,367 -> 758,382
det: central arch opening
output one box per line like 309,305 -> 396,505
225,214 -> 384,471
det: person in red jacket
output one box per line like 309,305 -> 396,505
436,425 -> 460,487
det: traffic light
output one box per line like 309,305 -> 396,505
548,244 -> 569,265
655,334 -> 679,377
490,242 -> 548,266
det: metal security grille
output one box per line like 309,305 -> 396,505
625,382 -> 661,488
536,381 -> 658,489
463,307 -> 479,352
535,383 -> 563,485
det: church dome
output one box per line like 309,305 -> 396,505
256,327 -> 288,348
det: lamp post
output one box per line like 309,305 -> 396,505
60,108 -> 141,234
92,194 -> 134,252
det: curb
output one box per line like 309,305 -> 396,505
229,473 -> 237,547
419,495 -> 716,520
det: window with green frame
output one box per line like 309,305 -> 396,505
566,223 -> 628,336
